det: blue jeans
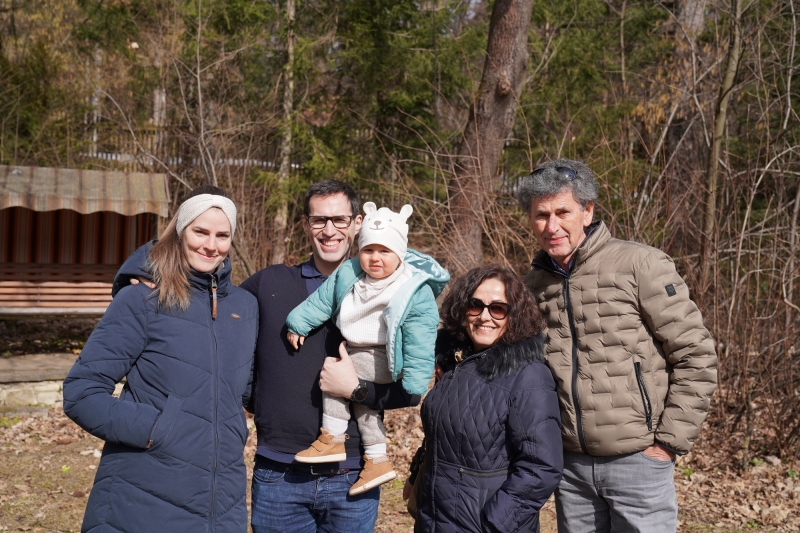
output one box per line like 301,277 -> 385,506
251,456 -> 380,533
555,449 -> 677,533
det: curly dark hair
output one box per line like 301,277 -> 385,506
440,264 -> 545,346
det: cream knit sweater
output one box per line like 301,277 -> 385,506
336,263 -> 413,347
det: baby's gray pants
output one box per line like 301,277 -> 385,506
323,346 -> 393,445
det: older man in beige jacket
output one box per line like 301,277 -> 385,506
518,159 -> 717,533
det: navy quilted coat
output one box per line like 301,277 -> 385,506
416,334 -> 563,533
63,253 -> 258,533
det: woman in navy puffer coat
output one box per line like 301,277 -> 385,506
409,265 -> 563,533
63,186 -> 258,533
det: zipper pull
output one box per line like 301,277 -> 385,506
211,276 -> 218,320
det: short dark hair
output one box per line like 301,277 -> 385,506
303,180 -> 359,217
516,158 -> 598,213
440,264 -> 545,346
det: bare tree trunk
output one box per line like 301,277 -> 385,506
783,0 -> 799,409
700,0 -> 745,288
271,0 -> 295,265
232,240 -> 256,278
195,0 -> 218,187
785,181 -> 800,337
650,0 -> 707,251
446,0 -> 535,274
677,0 -> 708,38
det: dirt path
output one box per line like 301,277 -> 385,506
1,408 -> 797,532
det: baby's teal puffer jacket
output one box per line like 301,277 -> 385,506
286,249 -> 449,396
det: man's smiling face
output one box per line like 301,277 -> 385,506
302,193 -> 362,275
529,190 -> 594,270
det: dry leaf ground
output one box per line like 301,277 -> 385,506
1,405 -> 798,532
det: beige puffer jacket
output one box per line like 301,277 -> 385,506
524,221 -> 717,456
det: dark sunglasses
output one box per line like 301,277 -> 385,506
466,298 -> 511,320
531,166 -> 577,181
305,215 -> 356,229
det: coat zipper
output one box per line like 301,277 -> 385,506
427,352 -> 481,522
146,414 -> 161,449
210,273 -> 219,531
211,276 -> 218,320
563,277 -> 588,454
458,466 -> 509,478
634,362 -> 653,431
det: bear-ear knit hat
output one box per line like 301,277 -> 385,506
358,202 -> 413,260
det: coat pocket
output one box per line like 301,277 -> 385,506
634,362 -> 653,431
458,466 -> 509,479
458,467 -> 508,530
147,394 -> 184,452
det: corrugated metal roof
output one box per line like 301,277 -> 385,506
0,165 -> 170,217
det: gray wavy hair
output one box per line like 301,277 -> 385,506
516,158 -> 598,213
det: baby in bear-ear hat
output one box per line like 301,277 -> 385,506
286,201 -> 450,496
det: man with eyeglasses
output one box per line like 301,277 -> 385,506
239,180 -> 419,532
113,179 -> 415,532
516,158 -> 717,532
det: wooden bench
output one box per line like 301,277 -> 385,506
0,263 -> 117,316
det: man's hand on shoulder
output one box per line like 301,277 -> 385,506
130,276 -> 156,290
319,341 -> 360,398
642,443 -> 675,461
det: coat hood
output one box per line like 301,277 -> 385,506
112,240 -> 155,297
112,239 -> 233,298
401,249 -> 450,297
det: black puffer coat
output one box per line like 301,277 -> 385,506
416,333 -> 563,533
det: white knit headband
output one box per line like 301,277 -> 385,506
176,194 -> 237,237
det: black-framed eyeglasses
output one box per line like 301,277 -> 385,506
305,215 -> 356,229
532,166 -> 577,181
466,298 -> 511,320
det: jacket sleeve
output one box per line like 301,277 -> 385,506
361,381 -> 420,411
285,270 -> 339,336
397,286 -> 439,396
638,250 -> 718,454
62,286 -> 160,449
242,326 -> 258,412
482,363 -> 563,533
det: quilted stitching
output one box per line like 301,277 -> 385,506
64,271 -> 258,533
525,221 -> 717,456
417,343 -> 562,532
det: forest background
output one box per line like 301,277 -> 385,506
1,0 -> 799,478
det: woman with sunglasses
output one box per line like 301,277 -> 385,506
406,264 -> 563,533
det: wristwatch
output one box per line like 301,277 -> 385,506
350,378 -> 368,403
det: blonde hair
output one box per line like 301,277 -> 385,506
148,216 -> 192,311
148,185 -> 234,311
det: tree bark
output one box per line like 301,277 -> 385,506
271,0 -> 295,265
658,0 -> 707,252
700,0 -> 744,288
677,0 -> 708,39
446,0 -> 535,275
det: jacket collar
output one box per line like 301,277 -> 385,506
436,331 -> 545,382
301,255 -> 329,280
531,220 -> 607,276
188,257 -> 231,296
473,335 -> 545,381
348,248 -> 451,299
